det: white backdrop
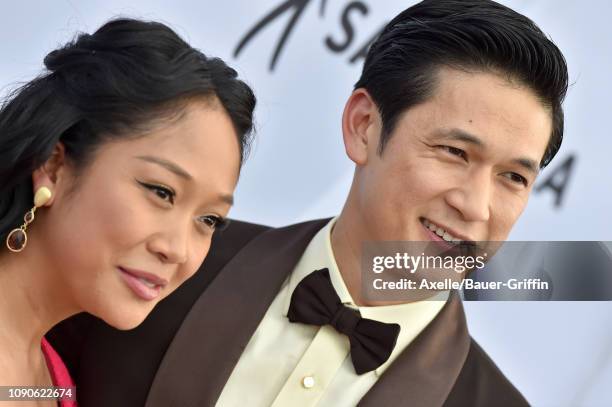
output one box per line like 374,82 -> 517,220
1,1 -> 611,406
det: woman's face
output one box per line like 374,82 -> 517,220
40,100 -> 241,329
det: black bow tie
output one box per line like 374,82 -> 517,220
287,268 -> 400,374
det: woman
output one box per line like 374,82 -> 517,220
0,18 -> 255,406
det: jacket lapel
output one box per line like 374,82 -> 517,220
359,291 -> 470,407
145,219 -> 329,407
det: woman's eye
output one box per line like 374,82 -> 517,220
504,172 -> 528,187
198,215 -> 228,231
440,145 -> 467,161
153,186 -> 174,203
138,181 -> 176,204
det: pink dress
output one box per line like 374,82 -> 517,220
41,337 -> 78,407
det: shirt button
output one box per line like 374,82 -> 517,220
301,375 -> 316,389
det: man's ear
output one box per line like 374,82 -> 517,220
31,142 -> 68,207
341,88 -> 382,166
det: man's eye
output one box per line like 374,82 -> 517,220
504,172 -> 528,187
440,145 -> 467,161
198,215 -> 228,231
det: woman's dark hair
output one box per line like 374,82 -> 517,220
354,0 -> 568,168
0,18 -> 256,243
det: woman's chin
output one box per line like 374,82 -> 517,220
93,303 -> 155,331
113,317 -> 147,331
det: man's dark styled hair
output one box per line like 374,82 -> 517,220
354,0 -> 568,168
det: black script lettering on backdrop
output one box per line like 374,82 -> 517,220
535,154 -> 576,208
233,0 -> 384,71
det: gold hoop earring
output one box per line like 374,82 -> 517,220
5,187 -> 52,253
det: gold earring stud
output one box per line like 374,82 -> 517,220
5,187 -> 52,253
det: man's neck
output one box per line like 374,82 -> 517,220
330,212 -> 363,304
332,205 -> 437,307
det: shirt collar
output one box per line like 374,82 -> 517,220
361,290 -> 448,376
282,218 -> 351,315
282,217 -> 449,376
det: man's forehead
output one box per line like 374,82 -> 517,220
405,69 -> 552,164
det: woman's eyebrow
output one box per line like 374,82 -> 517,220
218,193 -> 234,206
134,155 -> 193,180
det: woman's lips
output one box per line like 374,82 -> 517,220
117,267 -> 163,301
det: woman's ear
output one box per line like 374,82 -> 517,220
341,88 -> 383,166
31,142 -> 68,207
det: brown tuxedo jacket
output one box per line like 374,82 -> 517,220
48,219 -> 529,407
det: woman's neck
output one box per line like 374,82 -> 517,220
0,234 -> 77,381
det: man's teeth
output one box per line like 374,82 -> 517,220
137,277 -> 157,288
423,219 -> 462,243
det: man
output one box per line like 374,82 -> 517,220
49,0 -> 568,405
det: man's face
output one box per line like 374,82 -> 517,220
353,68 -> 552,245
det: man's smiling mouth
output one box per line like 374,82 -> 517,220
419,217 -> 472,244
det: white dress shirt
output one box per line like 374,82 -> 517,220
216,218 -> 448,407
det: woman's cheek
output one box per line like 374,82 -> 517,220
96,189 -> 156,247
173,237 -> 210,285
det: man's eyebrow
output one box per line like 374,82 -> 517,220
135,155 -> 193,180
434,128 -> 540,175
434,128 -> 485,147
512,158 -> 539,176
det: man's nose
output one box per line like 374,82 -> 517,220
444,170 -> 491,223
